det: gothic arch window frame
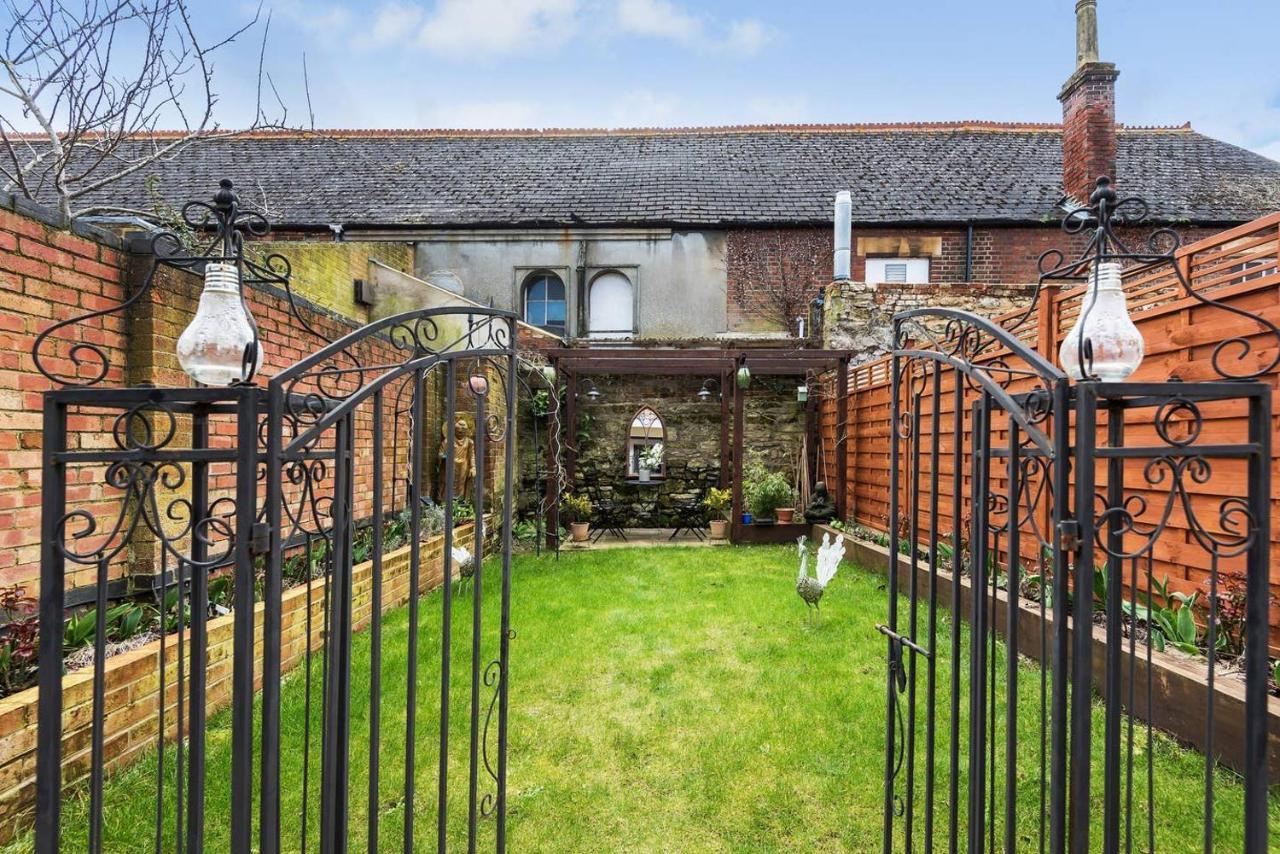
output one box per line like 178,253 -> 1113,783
626,405 -> 666,478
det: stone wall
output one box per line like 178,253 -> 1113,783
518,373 -> 807,528
821,280 -> 1037,364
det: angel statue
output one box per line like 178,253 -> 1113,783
795,532 -> 843,624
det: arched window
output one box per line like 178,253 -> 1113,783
627,406 -> 665,478
588,270 -> 633,339
523,272 -> 566,335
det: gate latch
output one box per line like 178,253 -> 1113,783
1058,518 -> 1080,552
251,522 -> 271,555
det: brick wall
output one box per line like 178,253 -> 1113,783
0,521 -> 486,844
727,224 -> 1219,332
1059,62 -> 1119,203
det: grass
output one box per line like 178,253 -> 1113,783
10,545 -> 1276,851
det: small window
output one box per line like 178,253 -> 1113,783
523,272 -> 566,335
626,406 -> 665,478
588,270 -> 634,339
866,257 -> 930,285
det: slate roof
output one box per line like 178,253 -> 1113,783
70,123 -> 1280,229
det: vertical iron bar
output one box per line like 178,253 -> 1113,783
1005,422 -> 1020,853
467,380 -> 487,852
949,375 -> 964,854
924,363 -> 941,852
88,555 -> 108,853
969,394 -> 990,854
1102,401 -> 1123,854
439,360 -> 458,851
36,397 -> 66,854
497,341 -> 517,852
321,413 -> 354,853
404,368 -> 425,852
188,404 -> 209,854
1243,386 -> 1270,852
368,389 -> 384,851
905,384 -> 921,852
231,387 -> 258,854
1049,379 -> 1070,854
882,347 -> 901,854
261,385 -> 284,854
1069,385 -> 1097,853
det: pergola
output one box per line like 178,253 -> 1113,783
541,346 -> 851,543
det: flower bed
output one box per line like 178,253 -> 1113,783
816,523 -> 1280,778
0,520 -> 486,844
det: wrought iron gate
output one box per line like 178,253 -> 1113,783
882,179 -> 1272,853
34,182 -> 518,851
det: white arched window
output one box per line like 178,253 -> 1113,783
588,271 -> 633,339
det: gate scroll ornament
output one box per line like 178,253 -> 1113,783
33,181 -> 517,853
882,177 -> 1271,853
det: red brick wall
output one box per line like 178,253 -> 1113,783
726,223 -> 1220,331
1059,63 -> 1119,203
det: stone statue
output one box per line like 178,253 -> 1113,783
803,480 -> 837,524
436,416 -> 476,502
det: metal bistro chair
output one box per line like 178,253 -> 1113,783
669,473 -> 714,541
585,483 -> 628,543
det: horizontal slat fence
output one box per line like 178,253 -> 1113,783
818,212 -> 1280,642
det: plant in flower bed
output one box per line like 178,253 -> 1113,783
742,459 -> 793,522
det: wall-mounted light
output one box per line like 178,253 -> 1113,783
697,378 -> 721,401
579,378 -> 601,401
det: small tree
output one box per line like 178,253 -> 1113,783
0,0 -> 295,219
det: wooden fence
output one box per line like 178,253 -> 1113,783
817,211 -> 1280,639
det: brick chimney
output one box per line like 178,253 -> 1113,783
1058,0 -> 1118,203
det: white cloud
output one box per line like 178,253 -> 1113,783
614,0 -> 772,55
417,0 -> 581,58
365,3 -> 426,48
616,0 -> 702,42
421,98 -> 546,129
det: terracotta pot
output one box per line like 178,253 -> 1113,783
775,508 -> 795,524
570,522 -> 589,542
709,519 -> 729,540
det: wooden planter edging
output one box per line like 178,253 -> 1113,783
817,523 -> 1280,778
734,522 -> 809,545
0,520 -> 488,844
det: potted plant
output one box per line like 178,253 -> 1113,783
561,493 -> 592,543
638,442 -> 664,483
703,487 -> 731,540
743,460 -> 793,525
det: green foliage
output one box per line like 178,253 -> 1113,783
1147,575 -> 1202,656
531,389 -> 552,417
703,487 -> 731,520
560,493 -> 592,524
450,500 -> 475,523
63,609 -> 97,652
742,459 -> 793,519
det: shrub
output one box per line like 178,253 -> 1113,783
742,460 -> 792,520
703,487 -> 732,520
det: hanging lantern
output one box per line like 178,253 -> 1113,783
1059,261 -> 1144,382
796,384 -> 809,403
177,262 -> 260,386
468,375 -> 489,396
735,364 -> 752,390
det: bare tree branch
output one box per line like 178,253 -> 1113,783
0,0 -> 296,219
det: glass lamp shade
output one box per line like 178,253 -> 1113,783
177,262 -> 261,386
1059,261 -> 1144,382
796,384 -> 809,403
735,365 -> 752,390
468,375 -> 489,396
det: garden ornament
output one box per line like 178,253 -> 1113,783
796,532 -> 843,623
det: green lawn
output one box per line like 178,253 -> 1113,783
11,545 -> 1275,851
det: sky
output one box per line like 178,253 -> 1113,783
13,0 -> 1280,159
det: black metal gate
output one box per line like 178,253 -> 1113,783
34,182 -> 518,851
882,179 -> 1272,853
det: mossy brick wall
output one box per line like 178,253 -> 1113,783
519,374 -> 805,525
0,521 -> 487,844
0,196 -> 496,602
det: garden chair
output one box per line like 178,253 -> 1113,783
584,483 -> 627,543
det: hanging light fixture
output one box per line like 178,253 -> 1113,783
580,378 -> 601,401
796,384 -> 809,403
1058,263 -> 1144,382
177,261 -> 260,385
735,363 -> 752,390
697,378 -> 720,401
468,374 -> 490,396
